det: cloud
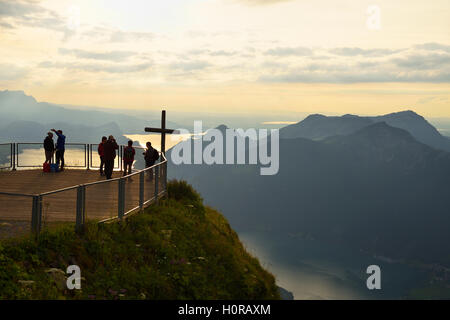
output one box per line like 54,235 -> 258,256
185,30 -> 207,38
417,96 -> 438,104
0,0 -> 45,18
188,49 -> 238,57
0,0 -> 73,39
329,47 -> 401,57
392,53 -> 450,70
41,42 -> 450,83
234,0 -> 294,5
110,30 -> 155,43
0,21 -> 13,29
79,26 -> 155,43
0,63 -> 29,80
264,46 -> 313,56
58,48 -> 137,62
259,70 -> 450,84
38,61 -> 152,74
257,43 -> 450,83
417,96 -> 448,105
261,61 -> 289,69
169,60 -> 211,71
357,61 -> 379,68
415,43 -> 450,53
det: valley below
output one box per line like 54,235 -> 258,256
240,230 -> 449,299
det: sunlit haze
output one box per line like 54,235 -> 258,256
0,0 -> 449,117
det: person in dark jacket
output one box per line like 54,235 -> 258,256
123,140 -> 136,176
44,132 -> 55,164
98,136 -> 107,176
143,142 -> 159,180
103,135 -> 118,179
51,128 -> 66,171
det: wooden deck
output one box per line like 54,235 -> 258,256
0,169 -> 123,195
0,169 -> 163,237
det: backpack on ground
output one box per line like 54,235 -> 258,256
43,162 -> 50,173
50,163 -> 59,173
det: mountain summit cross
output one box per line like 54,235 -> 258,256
145,110 -> 175,155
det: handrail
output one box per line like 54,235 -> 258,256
0,142 -> 156,171
81,153 -> 166,187
15,142 -> 90,168
0,191 -> 35,197
0,142 -> 168,235
0,142 -> 14,170
88,143 -> 122,170
38,184 -> 81,197
15,142 -> 88,145
1,145 -> 166,195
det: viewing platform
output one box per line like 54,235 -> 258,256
0,142 -> 167,238
0,169 -> 123,195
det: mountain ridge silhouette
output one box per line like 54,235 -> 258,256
280,110 -> 450,152
167,113 -> 450,266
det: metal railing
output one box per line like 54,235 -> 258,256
0,143 -> 15,170
0,142 -> 138,171
0,142 -> 168,236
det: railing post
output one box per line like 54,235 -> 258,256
31,195 -> 42,235
86,144 -> 90,170
120,145 -> 123,172
38,195 -> 42,233
89,144 -> 92,170
164,161 -> 167,194
154,166 -> 159,204
16,143 -> 21,168
76,185 -> 86,231
31,196 -> 38,233
139,171 -> 144,211
118,178 -> 125,219
10,143 -> 13,170
12,143 -> 16,171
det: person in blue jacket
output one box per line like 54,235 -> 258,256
51,128 -> 66,171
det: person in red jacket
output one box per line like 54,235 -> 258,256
123,140 -> 136,176
103,135 -> 118,179
97,136 -> 107,176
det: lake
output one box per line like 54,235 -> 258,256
239,231 -> 430,300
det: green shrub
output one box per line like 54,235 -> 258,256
167,179 -> 205,217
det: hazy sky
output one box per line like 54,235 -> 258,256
0,0 -> 449,117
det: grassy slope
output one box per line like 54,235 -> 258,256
0,180 -> 280,300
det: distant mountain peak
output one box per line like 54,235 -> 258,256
402,110 -> 418,114
304,114 -> 327,120
341,121 -> 419,149
214,124 -> 229,132
1,89 -> 27,96
281,113 -> 373,140
381,110 -> 423,119
394,110 -> 418,115
0,89 -> 37,105
280,110 -> 450,152
342,114 -> 360,118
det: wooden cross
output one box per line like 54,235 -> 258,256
145,110 -> 175,155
